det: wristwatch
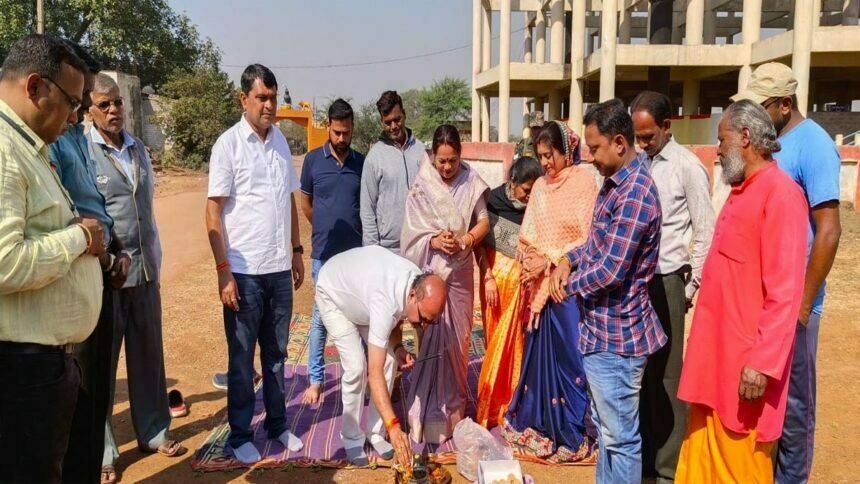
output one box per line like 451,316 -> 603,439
292,245 -> 304,254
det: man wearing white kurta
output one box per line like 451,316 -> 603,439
315,246 -> 447,467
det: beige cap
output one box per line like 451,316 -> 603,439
528,111 -> 545,128
731,62 -> 798,104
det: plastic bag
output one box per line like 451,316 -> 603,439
452,417 -> 514,482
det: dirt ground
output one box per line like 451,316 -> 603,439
108,165 -> 860,483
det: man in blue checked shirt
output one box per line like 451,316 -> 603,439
550,99 -> 665,484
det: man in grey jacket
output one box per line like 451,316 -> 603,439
360,90 -> 425,254
88,73 -> 184,481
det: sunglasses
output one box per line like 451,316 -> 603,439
42,77 -> 82,113
94,98 -> 124,112
761,97 -> 783,110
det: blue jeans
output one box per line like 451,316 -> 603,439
583,351 -> 648,484
224,271 -> 292,448
776,313 -> 821,484
308,259 -> 327,385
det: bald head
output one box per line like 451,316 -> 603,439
406,273 -> 448,328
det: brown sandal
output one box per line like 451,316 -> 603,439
156,439 -> 187,457
101,465 -> 116,484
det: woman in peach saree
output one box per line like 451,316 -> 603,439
501,120 -> 599,463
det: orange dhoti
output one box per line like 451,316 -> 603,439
476,248 -> 525,429
676,404 -> 775,484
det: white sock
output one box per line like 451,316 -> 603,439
231,442 -> 261,464
277,430 -> 303,452
369,436 -> 394,459
345,445 -> 369,466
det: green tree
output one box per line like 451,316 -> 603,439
415,77 -> 471,141
153,67 -> 241,170
352,101 -> 381,155
0,0 -> 218,88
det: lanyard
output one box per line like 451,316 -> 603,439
0,111 -> 78,214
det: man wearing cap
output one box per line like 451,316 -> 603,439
732,62 -> 842,484
514,111 -> 544,160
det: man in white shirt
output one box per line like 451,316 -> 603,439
315,246 -> 447,467
206,64 -> 305,464
630,91 -> 716,483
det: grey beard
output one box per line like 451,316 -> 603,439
720,146 -> 746,185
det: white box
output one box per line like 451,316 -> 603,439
477,460 -> 524,484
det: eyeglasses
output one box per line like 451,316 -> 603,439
761,97 -> 783,110
94,98 -> 124,112
416,305 -> 434,326
42,77 -> 82,113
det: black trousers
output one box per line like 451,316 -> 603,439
62,286 -> 118,483
0,349 -> 81,484
641,272 -> 689,483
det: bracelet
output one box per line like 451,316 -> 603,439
464,233 -> 475,249
384,416 -> 401,433
216,261 -> 230,272
77,223 -> 92,253
103,253 -> 116,273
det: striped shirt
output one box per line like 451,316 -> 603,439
566,156 -> 666,357
0,100 -> 102,345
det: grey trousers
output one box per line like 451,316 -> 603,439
641,272 -> 688,483
103,281 -> 170,466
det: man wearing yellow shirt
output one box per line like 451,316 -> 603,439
0,34 -> 106,483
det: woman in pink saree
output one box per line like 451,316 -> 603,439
401,124 -> 490,444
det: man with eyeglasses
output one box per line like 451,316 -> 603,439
314,245 -> 447,467
732,62 -> 842,484
86,72 -> 187,474
47,40 -> 131,484
0,34 -> 106,483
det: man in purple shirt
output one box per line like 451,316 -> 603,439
550,99 -> 665,483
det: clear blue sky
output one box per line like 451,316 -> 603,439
168,0 -> 528,134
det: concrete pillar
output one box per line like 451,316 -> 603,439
704,8 -> 716,44
813,0 -> 822,27
524,21 -> 534,64
686,0 -> 705,45
649,0 -> 673,93
523,17 -> 534,139
620,8 -> 632,44
550,0 -> 565,64
482,5 -> 492,71
737,0 -> 763,97
586,28 -> 596,55
600,0 -> 618,101
535,96 -> 545,114
793,0 -> 814,115
536,8 -> 547,63
481,94 -> 490,141
672,21 -> 683,44
523,100 -> 531,138
500,0 -> 512,142
843,0 -> 859,25
683,77 -> 701,115
472,0 -> 482,141
549,89 -> 563,120
570,0 -> 587,130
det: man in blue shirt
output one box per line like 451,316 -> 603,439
733,62 -> 842,484
299,99 -> 365,405
48,41 -> 130,484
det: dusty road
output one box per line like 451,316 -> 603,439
106,167 -> 860,483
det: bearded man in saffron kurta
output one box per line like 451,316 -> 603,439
675,100 -> 808,484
